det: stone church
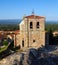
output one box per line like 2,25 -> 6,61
15,12 -> 45,49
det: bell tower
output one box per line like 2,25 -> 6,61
20,13 -> 45,48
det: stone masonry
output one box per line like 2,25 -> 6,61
16,13 -> 45,49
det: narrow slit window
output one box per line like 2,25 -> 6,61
30,22 -> 33,29
37,22 -> 39,28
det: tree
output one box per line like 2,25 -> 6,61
49,28 -> 53,45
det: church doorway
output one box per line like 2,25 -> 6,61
22,40 -> 24,47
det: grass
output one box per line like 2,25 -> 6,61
0,46 -> 8,53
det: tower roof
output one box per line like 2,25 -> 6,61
25,15 -> 45,19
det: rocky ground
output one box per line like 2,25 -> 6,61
0,52 -> 21,65
0,45 -> 58,65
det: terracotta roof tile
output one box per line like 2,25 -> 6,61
0,30 -> 20,35
14,30 -> 20,34
25,15 -> 44,19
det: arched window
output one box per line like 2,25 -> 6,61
30,22 -> 33,29
36,22 -> 39,28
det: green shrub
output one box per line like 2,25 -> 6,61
3,40 -> 8,46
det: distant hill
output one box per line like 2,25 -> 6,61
46,21 -> 58,31
0,19 -> 58,24
0,19 -> 21,24
46,21 -> 58,24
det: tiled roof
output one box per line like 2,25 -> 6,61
0,34 -> 4,38
0,30 -> 20,35
25,15 -> 44,19
53,31 -> 58,35
14,30 -> 20,34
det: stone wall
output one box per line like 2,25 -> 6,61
17,15 -> 45,49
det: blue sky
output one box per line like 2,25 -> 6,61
0,0 -> 58,21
